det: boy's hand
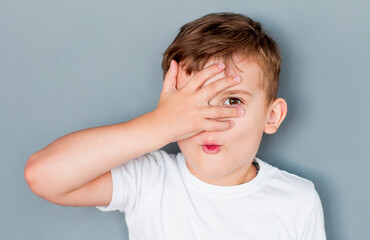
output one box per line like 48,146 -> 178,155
153,59 -> 244,142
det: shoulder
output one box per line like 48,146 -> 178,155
262,159 -> 315,192
147,149 -> 178,165
150,149 -> 177,160
260,159 -> 318,207
127,149 -> 176,165
259,159 -> 323,225
129,149 -> 178,171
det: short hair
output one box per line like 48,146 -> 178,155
161,12 -> 281,110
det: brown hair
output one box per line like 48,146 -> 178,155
161,12 -> 281,110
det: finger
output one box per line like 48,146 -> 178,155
199,74 -> 241,101
203,105 -> 244,119
184,62 -> 226,92
202,118 -> 234,131
162,60 -> 178,94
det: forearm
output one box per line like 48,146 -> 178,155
25,110 -> 170,197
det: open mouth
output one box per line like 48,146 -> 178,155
201,145 -> 222,154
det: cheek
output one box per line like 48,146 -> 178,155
231,108 -> 266,137
225,113 -> 258,136
233,120 -> 251,136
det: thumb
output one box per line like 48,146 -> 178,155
162,59 -> 178,93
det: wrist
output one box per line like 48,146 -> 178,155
145,109 -> 176,145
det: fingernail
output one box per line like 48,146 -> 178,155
218,63 -> 225,69
238,108 -> 244,116
233,75 -> 240,82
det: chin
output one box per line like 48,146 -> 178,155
189,158 -> 235,179
197,167 -> 223,178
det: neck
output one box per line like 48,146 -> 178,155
186,160 -> 257,186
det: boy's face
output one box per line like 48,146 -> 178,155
176,55 -> 287,186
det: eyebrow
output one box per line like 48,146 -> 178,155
220,89 -> 253,97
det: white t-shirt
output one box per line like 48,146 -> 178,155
96,149 -> 326,240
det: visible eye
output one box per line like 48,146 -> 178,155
223,97 -> 243,105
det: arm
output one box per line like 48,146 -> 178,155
24,60 -> 243,206
24,111 -> 170,205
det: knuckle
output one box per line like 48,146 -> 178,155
224,122 -> 231,130
217,122 -> 226,130
207,82 -> 217,92
234,107 -> 240,116
198,68 -> 211,79
208,120 -> 218,131
213,63 -> 222,72
203,64 -> 222,79
209,123 -> 217,131
228,75 -> 237,83
215,121 -> 227,131
214,107 -> 223,116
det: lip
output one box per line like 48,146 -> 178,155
201,145 -> 222,154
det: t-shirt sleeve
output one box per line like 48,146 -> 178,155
95,149 -> 165,214
299,186 -> 327,240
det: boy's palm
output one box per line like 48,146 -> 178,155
155,60 -> 243,142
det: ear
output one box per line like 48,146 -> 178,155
264,98 -> 288,134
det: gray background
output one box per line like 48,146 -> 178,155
1,0 -> 369,239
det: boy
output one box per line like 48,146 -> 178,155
25,12 -> 326,239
